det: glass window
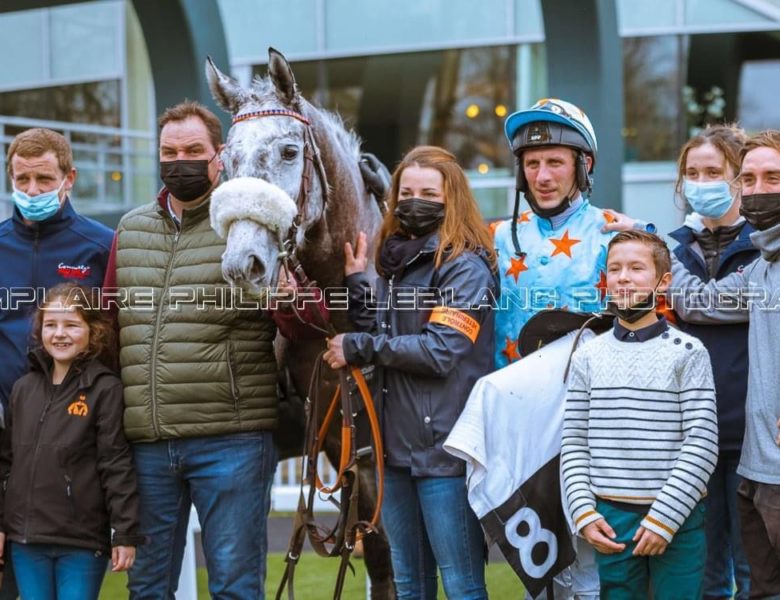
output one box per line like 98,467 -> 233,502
738,60 -> 780,132
0,2 -> 123,90
325,0 -> 510,52
217,0 -> 318,62
0,81 -> 123,202
254,45 -> 523,218
618,0 -> 679,33
514,0 -> 544,37
50,1 -> 123,81
622,35 -> 687,161
0,11 -> 46,89
0,81 -> 120,127
255,46 -> 516,171
685,0 -> 777,27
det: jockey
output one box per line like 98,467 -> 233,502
493,98 -> 628,370
492,98 -> 618,599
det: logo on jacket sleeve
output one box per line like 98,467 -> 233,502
67,394 -> 89,417
57,263 -> 92,280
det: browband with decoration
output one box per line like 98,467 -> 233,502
232,109 -> 310,125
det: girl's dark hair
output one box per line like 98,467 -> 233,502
31,283 -> 118,371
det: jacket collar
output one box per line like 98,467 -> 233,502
156,187 -> 212,228
536,197 -> 590,233
12,197 -> 76,239
29,348 -> 114,389
750,221 -> 780,262
669,219 -> 756,259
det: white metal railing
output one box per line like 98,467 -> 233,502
0,114 -> 157,219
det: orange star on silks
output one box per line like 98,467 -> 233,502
517,210 -> 532,223
550,230 -> 581,258
505,256 -> 529,282
603,211 -> 617,225
595,270 -> 608,299
489,220 -> 501,238
502,336 -> 521,363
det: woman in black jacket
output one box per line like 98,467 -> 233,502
325,146 -> 498,600
0,283 -> 143,600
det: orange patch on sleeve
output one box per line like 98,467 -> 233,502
429,307 -> 480,343
575,510 -> 597,526
644,515 -> 676,536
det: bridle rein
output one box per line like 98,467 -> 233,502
228,108 -> 385,600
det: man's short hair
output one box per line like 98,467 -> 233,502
6,128 -> 73,177
741,130 -> 780,164
608,230 -> 671,276
158,100 -> 223,150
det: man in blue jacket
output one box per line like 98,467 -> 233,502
0,127 -> 113,598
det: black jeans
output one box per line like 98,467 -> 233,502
737,478 -> 780,599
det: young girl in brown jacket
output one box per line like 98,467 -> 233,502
0,283 -> 142,600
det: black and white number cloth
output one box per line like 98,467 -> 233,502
444,330 -> 595,598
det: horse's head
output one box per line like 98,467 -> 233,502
206,48 -> 332,296
210,176 -> 297,296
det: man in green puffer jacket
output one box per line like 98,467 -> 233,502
102,101 -> 320,599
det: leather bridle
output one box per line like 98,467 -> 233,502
230,108 -> 329,295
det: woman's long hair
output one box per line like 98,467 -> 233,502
376,145 -> 497,275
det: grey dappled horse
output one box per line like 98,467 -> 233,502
206,48 -> 392,598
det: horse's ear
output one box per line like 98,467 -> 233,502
268,47 -> 298,106
205,56 -> 247,114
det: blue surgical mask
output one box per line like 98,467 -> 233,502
683,179 -> 734,219
12,179 -> 66,221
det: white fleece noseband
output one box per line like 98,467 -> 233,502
210,177 -> 298,239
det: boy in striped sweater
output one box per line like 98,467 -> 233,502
561,231 -> 718,598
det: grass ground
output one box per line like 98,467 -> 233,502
98,552 -> 525,599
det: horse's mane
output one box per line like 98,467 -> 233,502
249,75 -> 362,162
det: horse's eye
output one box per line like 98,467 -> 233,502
282,145 -> 299,161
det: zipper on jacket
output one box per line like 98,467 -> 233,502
382,275 -> 395,332
22,392 -> 56,543
225,340 -> 240,406
64,473 -> 78,519
405,250 -> 427,266
32,229 -> 40,290
149,225 -> 181,439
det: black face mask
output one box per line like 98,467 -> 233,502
605,280 -> 662,324
160,154 -> 217,202
394,198 -> 445,237
740,193 -> 780,231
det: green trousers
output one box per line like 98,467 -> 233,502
594,499 -> 707,600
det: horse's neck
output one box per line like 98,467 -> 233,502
301,115 -> 381,288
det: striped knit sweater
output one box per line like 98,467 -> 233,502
561,327 -> 718,543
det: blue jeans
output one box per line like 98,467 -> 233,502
381,466 -> 487,600
11,542 -> 108,600
127,431 -> 277,600
704,455 -> 751,600
0,549 -> 19,600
